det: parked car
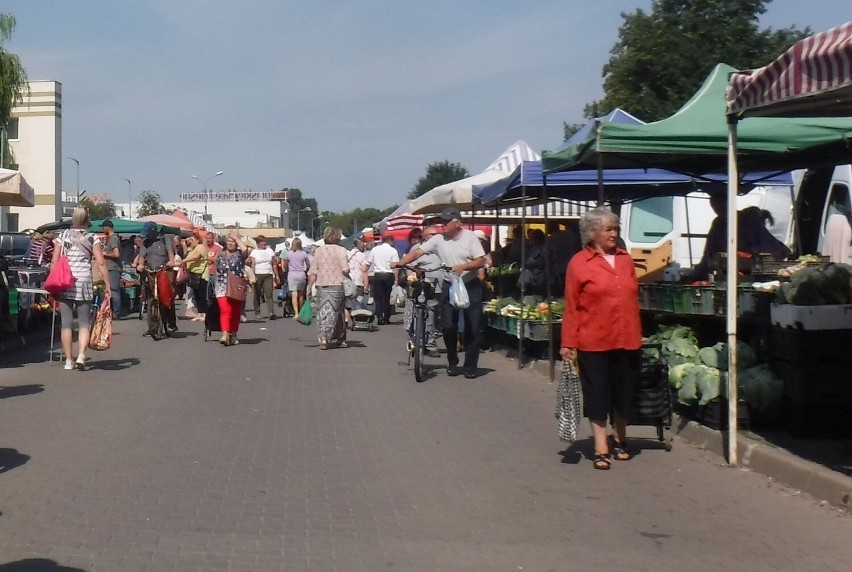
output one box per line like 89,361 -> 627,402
0,232 -> 31,264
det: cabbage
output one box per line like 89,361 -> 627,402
669,363 -> 722,405
701,341 -> 757,371
739,364 -> 783,418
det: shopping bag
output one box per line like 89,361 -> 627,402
44,242 -> 75,295
342,276 -> 357,298
555,357 -> 582,443
296,300 -> 313,325
157,270 -> 174,308
175,265 -> 189,286
448,275 -> 470,309
390,284 -> 407,307
88,299 -> 112,351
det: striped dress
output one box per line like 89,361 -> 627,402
56,229 -> 102,301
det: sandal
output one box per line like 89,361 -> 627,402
611,439 -> 632,461
593,454 -> 611,471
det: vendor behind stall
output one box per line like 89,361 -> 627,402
686,193 -> 791,281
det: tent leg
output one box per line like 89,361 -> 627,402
542,178 -> 554,382
726,117 -> 740,468
518,187 -> 527,369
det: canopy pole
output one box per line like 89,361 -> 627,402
518,185 -> 527,369
542,177 -> 554,382
684,191 -> 694,268
596,120 -> 604,206
726,116 -> 740,468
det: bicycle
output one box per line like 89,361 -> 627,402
141,266 -> 169,340
400,264 -> 438,383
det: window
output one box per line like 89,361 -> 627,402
5,213 -> 19,233
628,196 -> 673,243
5,118 -> 19,140
824,183 -> 851,231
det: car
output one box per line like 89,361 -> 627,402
0,231 -> 31,264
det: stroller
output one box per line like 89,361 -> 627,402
203,281 -> 221,341
349,292 -> 377,332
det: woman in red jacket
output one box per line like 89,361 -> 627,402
560,208 -> 642,471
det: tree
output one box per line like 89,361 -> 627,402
80,197 -> 117,220
563,122 -> 584,142
0,13 -> 28,169
408,161 -> 469,200
283,188 -> 320,234
582,0 -> 810,122
136,190 -> 166,218
325,207 -> 386,236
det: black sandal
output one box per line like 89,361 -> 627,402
611,439 -> 632,461
593,454 -> 611,470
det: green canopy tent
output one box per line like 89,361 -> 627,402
89,218 -> 190,236
542,62 -> 852,468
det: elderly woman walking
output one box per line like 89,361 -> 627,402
181,231 -> 209,322
307,227 -> 350,350
560,208 -> 642,471
215,230 -> 249,346
51,207 -> 111,370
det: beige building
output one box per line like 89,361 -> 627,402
3,80 -> 63,231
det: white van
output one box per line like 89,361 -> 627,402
621,185 -> 797,281
800,164 -> 852,265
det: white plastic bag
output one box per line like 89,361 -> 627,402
390,284 -> 407,307
449,275 -> 470,309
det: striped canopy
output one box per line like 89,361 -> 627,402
727,21 -> 852,117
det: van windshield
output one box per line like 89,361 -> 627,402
628,196 -> 673,243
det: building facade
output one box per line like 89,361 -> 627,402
4,81 -> 63,231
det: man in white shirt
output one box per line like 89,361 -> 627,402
247,235 -> 279,320
395,207 -> 485,379
370,234 -> 400,325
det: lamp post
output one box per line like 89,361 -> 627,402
297,207 -> 312,234
312,214 -> 324,239
122,178 -> 132,219
67,156 -> 80,201
191,170 -> 224,218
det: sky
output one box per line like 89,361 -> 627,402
4,1 -> 846,213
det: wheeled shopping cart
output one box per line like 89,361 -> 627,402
628,345 -> 674,451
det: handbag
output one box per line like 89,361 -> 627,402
555,357 -> 582,443
44,240 -> 76,295
342,276 -> 357,297
296,300 -> 313,325
175,265 -> 189,286
226,273 -> 248,302
88,298 -> 112,351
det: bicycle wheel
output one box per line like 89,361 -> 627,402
149,300 -> 163,340
413,307 -> 425,383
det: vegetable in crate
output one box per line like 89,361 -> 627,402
739,364 -> 783,418
698,341 -> 756,371
668,362 -> 722,405
777,263 -> 851,305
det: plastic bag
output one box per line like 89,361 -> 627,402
296,301 -> 313,325
88,299 -> 112,351
449,275 -> 470,309
390,284 -> 407,307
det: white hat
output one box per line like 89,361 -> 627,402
473,229 -> 487,240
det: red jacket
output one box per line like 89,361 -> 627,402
561,245 -> 642,351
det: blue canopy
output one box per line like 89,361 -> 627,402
474,160 -> 793,205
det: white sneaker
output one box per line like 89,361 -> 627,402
240,315 -> 247,323
75,355 -> 86,371
64,359 -> 75,370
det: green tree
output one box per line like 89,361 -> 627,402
0,13 -> 28,169
563,122 -> 584,142
325,207 -> 386,236
80,197 -> 117,220
408,161 -> 469,200
136,189 -> 166,218
283,188 -> 320,234
584,0 -> 809,122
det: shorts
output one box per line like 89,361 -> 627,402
287,274 -> 307,293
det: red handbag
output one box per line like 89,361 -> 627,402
44,253 -> 75,295
157,271 -> 174,308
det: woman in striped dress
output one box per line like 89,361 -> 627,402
51,207 -> 111,370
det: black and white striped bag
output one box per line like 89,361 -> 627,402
555,358 -> 582,443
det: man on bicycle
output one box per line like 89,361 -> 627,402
137,221 -> 177,338
394,207 -> 486,379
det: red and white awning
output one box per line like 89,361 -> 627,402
726,21 -> 852,117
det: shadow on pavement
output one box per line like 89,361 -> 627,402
87,357 -> 141,371
0,559 -> 87,571
746,429 -> 852,478
232,338 -> 268,345
0,385 -> 45,399
559,441 -> 591,465
0,449 -> 30,475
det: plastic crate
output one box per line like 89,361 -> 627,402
639,283 -> 654,310
770,326 -> 852,366
522,320 -> 561,342
771,359 -> 852,405
671,286 -> 692,314
688,286 -> 715,315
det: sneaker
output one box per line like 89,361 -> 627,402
338,340 -> 348,348
219,333 -> 229,346
464,370 -> 477,379
269,314 -> 279,320
240,315 -> 247,323
75,356 -> 87,371
447,364 -> 460,377
64,359 -> 75,370
230,336 -> 240,346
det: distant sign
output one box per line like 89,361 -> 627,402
179,190 -> 290,202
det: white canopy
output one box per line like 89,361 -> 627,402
409,140 -> 540,215
0,168 -> 35,207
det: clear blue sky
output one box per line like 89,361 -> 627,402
4,1 -> 845,213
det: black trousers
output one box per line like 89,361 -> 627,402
576,349 -> 641,422
373,272 -> 395,323
441,277 -> 484,372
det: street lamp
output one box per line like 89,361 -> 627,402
67,156 -> 80,201
122,178 -> 132,219
312,214 -> 325,238
191,170 -> 224,218
296,207 -> 312,233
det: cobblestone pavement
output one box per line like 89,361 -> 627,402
1,306 -> 851,571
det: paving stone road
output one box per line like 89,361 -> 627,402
1,305 -> 851,571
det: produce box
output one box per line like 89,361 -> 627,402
674,398 -> 750,431
671,286 -> 692,314
522,320 -> 561,342
770,303 -> 852,330
688,286 -> 715,315
771,360 -> 852,405
770,326 -> 852,367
